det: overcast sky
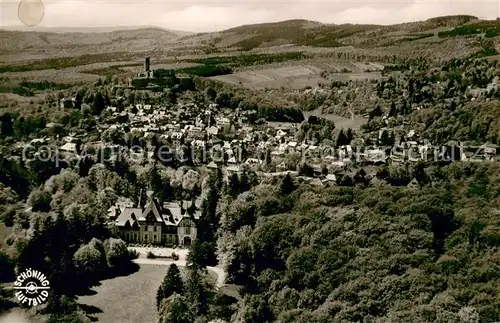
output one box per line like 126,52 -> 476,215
1,0 -> 499,32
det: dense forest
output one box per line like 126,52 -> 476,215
215,162 -> 500,322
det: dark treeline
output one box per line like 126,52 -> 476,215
187,52 -> 306,67
438,20 -> 500,38
177,65 -> 233,77
177,52 -> 306,77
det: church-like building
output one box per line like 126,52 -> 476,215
110,191 -> 201,247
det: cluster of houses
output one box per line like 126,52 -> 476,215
12,95 -> 500,187
95,100 -> 498,167
6,73 -> 500,248
42,61 -> 499,183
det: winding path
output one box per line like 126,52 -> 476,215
132,258 -> 227,288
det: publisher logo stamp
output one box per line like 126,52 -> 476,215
12,268 -> 50,307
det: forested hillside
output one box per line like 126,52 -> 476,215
216,162 -> 500,322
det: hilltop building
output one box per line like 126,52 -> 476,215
129,57 -> 179,89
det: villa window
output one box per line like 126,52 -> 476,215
184,226 -> 191,235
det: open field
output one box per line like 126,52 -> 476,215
1,69 -> 100,86
0,60 -> 145,88
303,107 -> 368,130
0,28 -> 181,59
76,258 -> 226,323
321,114 -> 368,130
211,65 -> 319,89
0,61 -> 144,87
77,264 -> 169,323
0,308 -> 42,323
0,224 -> 13,249
210,62 -> 383,89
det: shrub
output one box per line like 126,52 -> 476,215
104,238 -> 129,268
73,242 -> 107,277
28,189 -> 52,212
128,249 -> 139,260
12,87 -> 34,97
172,252 -> 179,261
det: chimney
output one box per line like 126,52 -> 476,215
144,57 -> 150,72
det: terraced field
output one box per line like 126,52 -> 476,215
210,62 -> 384,89
210,65 -> 320,89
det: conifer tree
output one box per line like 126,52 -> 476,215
280,173 -> 296,195
388,101 -> 398,117
369,105 -> 383,120
92,92 -> 105,115
346,128 -> 353,144
156,264 -> 184,309
336,130 -> 348,147
186,268 -> 207,316
157,294 -> 193,323
380,130 -> 390,146
224,174 -> 240,198
239,170 -> 251,194
401,100 -> 408,115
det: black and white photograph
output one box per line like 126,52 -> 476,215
0,0 -> 499,322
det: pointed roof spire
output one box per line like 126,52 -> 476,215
138,188 -> 145,209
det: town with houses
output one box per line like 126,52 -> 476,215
25,100 -> 499,174
2,14 -> 500,323
6,58 -> 500,248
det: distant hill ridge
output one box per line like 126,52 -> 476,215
0,27 -> 184,54
1,15 -> 481,36
1,25 -> 193,36
1,15 -> 498,58
203,15 -> 486,50
425,15 -> 479,26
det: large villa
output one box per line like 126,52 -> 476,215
110,191 -> 201,247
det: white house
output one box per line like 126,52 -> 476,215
59,142 -> 77,154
